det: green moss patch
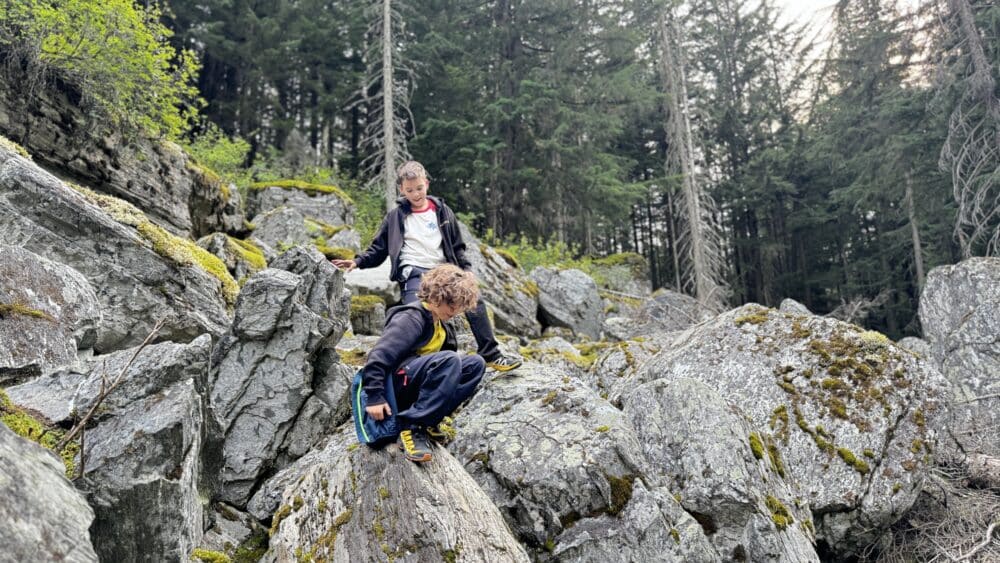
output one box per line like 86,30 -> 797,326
735,306 -> 771,326
226,237 -> 267,271
0,135 -> 31,159
765,495 -> 794,530
191,548 -> 231,563
0,301 -> 55,322
315,243 -> 355,260
249,179 -> 353,203
0,389 -> 78,477
350,295 -> 385,315
749,432 -> 765,460
606,473 -> 635,516
836,448 -> 870,474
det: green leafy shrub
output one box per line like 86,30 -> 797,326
183,124 -> 253,189
1,0 -> 201,138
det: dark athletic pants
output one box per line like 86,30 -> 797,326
400,267 -> 501,361
392,350 -> 485,430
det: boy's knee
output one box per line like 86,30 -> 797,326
432,350 -> 461,368
464,354 -> 486,372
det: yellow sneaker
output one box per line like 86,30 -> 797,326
487,355 -> 522,372
398,429 -> 433,462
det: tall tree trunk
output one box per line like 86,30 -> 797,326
658,9 -> 726,310
380,0 -> 397,210
904,170 -> 926,290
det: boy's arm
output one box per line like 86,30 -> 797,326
352,214 -> 392,269
361,309 -> 424,407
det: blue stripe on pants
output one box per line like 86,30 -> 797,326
392,350 -> 485,429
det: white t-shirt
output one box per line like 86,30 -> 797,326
399,202 -> 446,270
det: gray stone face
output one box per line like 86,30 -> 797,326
343,260 -> 400,305
7,335 -> 211,425
632,304 -> 950,556
209,251 -> 350,506
919,257 -> 1000,454
0,75 -> 239,237
80,379 -> 204,563
897,336 -> 931,359
459,222 -> 541,337
0,245 -> 100,379
0,145 -> 231,352
450,364 -> 651,552
583,334 -> 675,406
251,206 -> 314,250
531,267 -> 603,340
0,425 -> 98,562
552,482 -> 720,563
779,298 -> 812,315
518,336 -> 591,380
264,427 -> 530,563
247,184 -> 354,228
624,378 -> 818,562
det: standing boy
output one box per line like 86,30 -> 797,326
360,264 -> 485,462
332,160 -> 521,372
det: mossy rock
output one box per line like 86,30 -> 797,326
69,184 -> 239,305
249,179 -> 353,204
0,134 -> 31,159
350,295 -> 385,314
226,237 -> 267,271
0,389 -> 78,477
315,243 -> 355,261
0,301 -> 55,322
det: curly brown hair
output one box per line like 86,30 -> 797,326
417,264 -> 479,312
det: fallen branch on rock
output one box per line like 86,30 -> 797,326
55,318 -> 165,476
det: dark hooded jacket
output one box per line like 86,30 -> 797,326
361,301 -> 457,407
353,195 -> 471,282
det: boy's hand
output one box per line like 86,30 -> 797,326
366,402 -> 392,421
331,259 -> 357,271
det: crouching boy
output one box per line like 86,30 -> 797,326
360,264 -> 486,463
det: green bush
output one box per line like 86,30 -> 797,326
183,124 -> 253,188
0,0 -> 201,138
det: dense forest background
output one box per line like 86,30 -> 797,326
2,0 -> 998,339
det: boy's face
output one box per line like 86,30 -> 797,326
428,300 -> 463,322
399,177 -> 429,209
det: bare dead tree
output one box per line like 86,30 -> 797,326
657,6 -> 728,314
56,318 -> 165,478
359,0 -> 415,211
936,0 -> 1000,257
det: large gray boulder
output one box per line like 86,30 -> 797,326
0,144 -> 231,352
0,76 -> 240,237
246,183 -> 353,228
0,245 -> 100,381
583,334 -> 676,405
0,425 -> 98,562
624,378 -> 818,561
79,378 -> 205,563
209,248 -> 351,506
631,304 -> 950,556
343,260 -> 400,305
7,335 -> 212,425
919,257 -> 1000,455
531,267 -> 603,340
251,206 -> 314,250
450,364 -> 659,554
552,481 -> 720,563
264,426 -> 530,563
459,223 -> 541,337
